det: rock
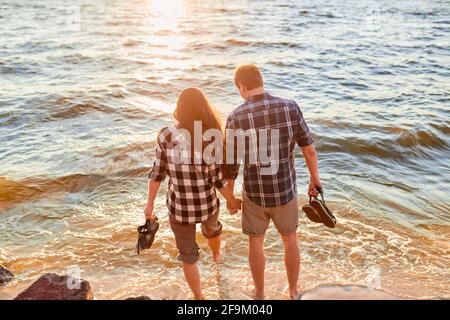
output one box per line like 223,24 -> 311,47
125,296 -> 151,300
0,265 -> 14,284
300,285 -> 402,300
14,273 -> 93,300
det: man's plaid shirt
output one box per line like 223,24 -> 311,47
225,92 -> 313,208
149,126 -> 228,224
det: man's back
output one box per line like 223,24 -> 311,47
225,92 -> 313,207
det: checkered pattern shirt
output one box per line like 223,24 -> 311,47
225,92 -> 313,207
149,126 -> 228,224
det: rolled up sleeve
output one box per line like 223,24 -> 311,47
148,131 -> 167,182
295,103 -> 314,147
223,115 -> 240,179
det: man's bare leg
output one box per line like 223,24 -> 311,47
208,235 -> 221,262
248,235 -> 265,299
281,232 -> 300,299
182,262 -> 204,300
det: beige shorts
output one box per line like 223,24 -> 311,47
169,211 -> 222,264
242,192 -> 299,237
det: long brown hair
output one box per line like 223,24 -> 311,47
173,87 -> 223,164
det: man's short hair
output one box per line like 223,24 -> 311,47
234,64 -> 264,90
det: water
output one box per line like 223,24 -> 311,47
0,0 -> 449,299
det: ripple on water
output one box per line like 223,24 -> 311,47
1,0 -> 449,300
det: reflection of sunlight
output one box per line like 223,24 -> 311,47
154,35 -> 186,50
145,0 -> 188,69
147,0 -> 185,32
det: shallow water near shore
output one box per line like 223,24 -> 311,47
0,0 -> 449,299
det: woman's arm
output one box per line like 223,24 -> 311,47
145,129 -> 167,219
209,164 -> 241,214
217,183 -> 241,214
144,180 -> 161,220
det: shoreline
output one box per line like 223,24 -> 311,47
1,271 -> 405,300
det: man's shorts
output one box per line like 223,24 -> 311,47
169,211 -> 222,264
242,192 -> 299,237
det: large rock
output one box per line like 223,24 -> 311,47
0,265 -> 14,284
14,273 -> 93,300
300,285 -> 401,300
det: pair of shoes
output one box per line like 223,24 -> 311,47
137,217 -> 159,254
302,188 -> 337,228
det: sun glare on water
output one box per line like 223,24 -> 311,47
144,0 -> 188,63
147,0 -> 186,32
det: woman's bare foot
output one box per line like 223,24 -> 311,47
212,252 -> 221,262
194,293 -> 205,300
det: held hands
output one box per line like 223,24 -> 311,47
227,196 -> 242,215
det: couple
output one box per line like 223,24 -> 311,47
143,64 -> 322,300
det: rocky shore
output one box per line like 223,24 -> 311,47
0,268 -> 152,300
1,266 -> 400,300
14,273 -> 93,300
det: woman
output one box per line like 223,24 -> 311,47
144,87 -> 241,300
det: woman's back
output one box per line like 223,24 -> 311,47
149,126 -> 227,224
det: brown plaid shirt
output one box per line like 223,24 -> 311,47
225,92 -> 313,207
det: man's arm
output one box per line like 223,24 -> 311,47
227,179 -> 235,192
301,143 -> 322,197
223,115 -> 239,199
218,183 -> 241,214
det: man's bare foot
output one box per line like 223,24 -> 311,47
254,289 -> 265,300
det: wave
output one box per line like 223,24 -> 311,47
37,91 -> 161,121
339,81 -> 369,90
430,123 -> 450,135
316,12 -> 335,18
312,121 -> 449,158
206,7 -> 247,14
316,131 -> 448,159
225,38 -> 251,46
0,166 -> 151,210
0,112 -> 20,128
59,53 -> 97,65
405,10 -> 436,17
123,39 -> 144,47
47,103 -> 158,121
0,174 -> 109,210
153,29 -> 174,36
396,129 -> 448,149
47,102 -> 116,120
224,38 -> 301,49
0,62 -> 39,76
94,141 -> 156,161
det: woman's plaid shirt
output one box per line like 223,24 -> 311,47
225,92 -> 313,208
149,126 -> 228,224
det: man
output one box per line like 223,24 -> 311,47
224,64 -> 322,299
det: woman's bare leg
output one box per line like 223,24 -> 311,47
182,262 -> 203,300
208,235 -> 221,262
